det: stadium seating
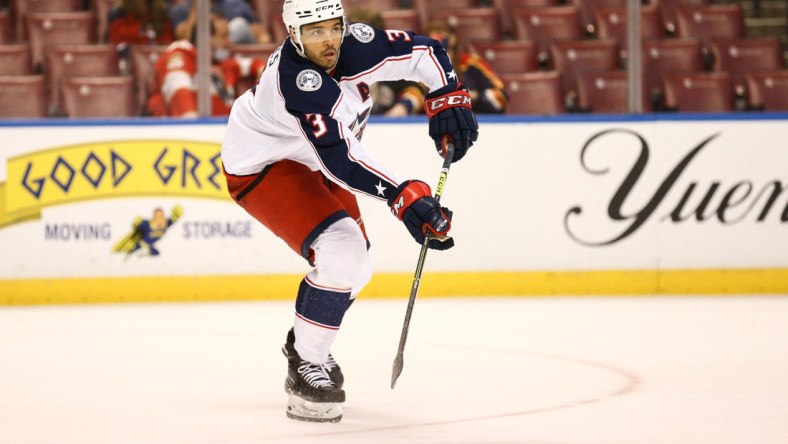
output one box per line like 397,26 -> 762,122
746,70 -> 788,111
655,0 -> 710,35
513,6 -> 584,65
431,8 -> 502,45
13,0 -> 84,40
492,0 -> 561,37
228,42 -> 280,60
0,11 -> 12,43
469,40 -> 539,74
674,5 -> 744,49
380,9 -> 421,33
642,38 -> 704,109
594,5 -> 665,61
345,0 -> 403,10
25,12 -> 96,68
576,70 -> 651,113
0,75 -> 48,118
414,0 -> 481,28
130,44 -> 168,115
14,0 -> 83,13
44,44 -> 120,115
500,71 -> 567,114
567,0 -> 626,35
708,37 -> 784,96
0,44 -> 33,75
549,39 -> 620,106
662,71 -> 734,112
0,0 -> 771,118
60,76 -> 136,118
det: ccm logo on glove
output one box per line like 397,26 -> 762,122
425,93 -> 472,117
424,83 -> 479,163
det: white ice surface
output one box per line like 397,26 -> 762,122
1,296 -> 787,444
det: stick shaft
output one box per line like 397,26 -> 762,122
391,143 -> 455,389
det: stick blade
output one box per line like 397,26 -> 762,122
390,354 -> 404,389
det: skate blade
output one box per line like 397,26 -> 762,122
286,394 -> 343,423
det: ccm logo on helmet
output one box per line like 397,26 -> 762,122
429,94 -> 472,111
315,5 -> 335,10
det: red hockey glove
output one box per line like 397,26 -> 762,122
388,180 -> 454,250
424,83 -> 479,163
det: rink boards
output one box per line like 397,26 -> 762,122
1,114 -> 787,303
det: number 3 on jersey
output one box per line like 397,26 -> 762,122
305,113 -> 328,138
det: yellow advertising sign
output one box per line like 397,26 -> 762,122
2,140 -> 229,226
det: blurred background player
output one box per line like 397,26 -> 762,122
422,19 -> 508,114
347,12 -> 509,117
221,0 -> 478,423
171,0 -> 272,44
346,7 -> 425,117
146,12 -> 267,117
108,0 -> 174,46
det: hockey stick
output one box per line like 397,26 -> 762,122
391,141 -> 455,389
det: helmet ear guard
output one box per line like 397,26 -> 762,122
282,0 -> 347,58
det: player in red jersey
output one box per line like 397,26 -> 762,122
146,13 -> 266,117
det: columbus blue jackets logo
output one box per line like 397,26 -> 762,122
296,69 -> 322,91
349,23 -> 375,43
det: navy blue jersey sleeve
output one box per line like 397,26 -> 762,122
278,42 -> 399,201
337,23 -> 458,91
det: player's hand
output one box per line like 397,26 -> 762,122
388,180 -> 454,250
424,83 -> 479,163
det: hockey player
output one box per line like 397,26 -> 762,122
146,13 -> 267,117
220,0 -> 478,422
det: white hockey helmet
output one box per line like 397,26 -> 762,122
283,0 -> 346,57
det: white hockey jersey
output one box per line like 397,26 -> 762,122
221,23 -> 456,203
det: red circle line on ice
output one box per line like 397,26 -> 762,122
288,342 -> 641,437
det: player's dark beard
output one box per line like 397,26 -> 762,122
306,45 -> 339,71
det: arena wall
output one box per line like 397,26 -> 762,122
2,114 -> 787,304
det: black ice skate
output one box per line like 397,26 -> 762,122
283,330 -> 345,423
282,328 -> 344,388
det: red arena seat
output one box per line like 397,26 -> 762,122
746,70 -> 788,111
60,75 -> 136,118
430,8 -> 502,45
513,6 -> 584,65
642,38 -> 704,108
25,11 -> 96,68
709,37 -> 784,96
0,43 -> 33,75
380,9 -> 421,33
44,44 -> 120,115
500,71 -> 567,114
662,71 -> 734,112
549,39 -> 620,103
0,75 -> 47,118
469,40 -> 539,74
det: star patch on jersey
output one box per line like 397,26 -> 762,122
375,181 -> 387,196
296,69 -> 322,92
349,23 -> 375,43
